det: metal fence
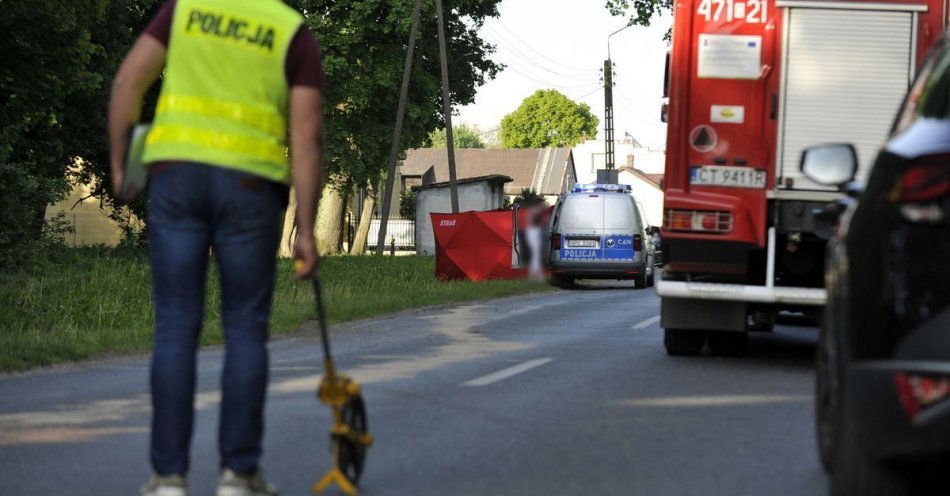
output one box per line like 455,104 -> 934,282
366,215 -> 416,250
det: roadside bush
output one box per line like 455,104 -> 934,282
399,190 -> 417,218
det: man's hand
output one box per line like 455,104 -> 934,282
111,168 -> 141,203
112,169 -> 125,199
294,232 -> 319,280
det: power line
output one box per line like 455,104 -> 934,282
486,26 -> 597,82
495,20 -> 596,74
571,85 -> 605,101
615,76 -> 658,111
503,63 -> 601,91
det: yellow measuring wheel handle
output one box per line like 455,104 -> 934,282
317,373 -> 360,407
305,271 -> 371,495
312,463 -> 358,496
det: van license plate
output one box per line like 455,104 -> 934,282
691,166 -> 767,188
568,239 -> 598,248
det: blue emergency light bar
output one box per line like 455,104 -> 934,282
571,183 -> 632,193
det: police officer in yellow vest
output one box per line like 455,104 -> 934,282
109,1 -> 324,494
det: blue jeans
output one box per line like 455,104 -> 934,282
147,163 -> 287,475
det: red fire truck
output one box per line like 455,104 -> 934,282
657,0 -> 947,355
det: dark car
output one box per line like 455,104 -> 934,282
803,32 -> 950,495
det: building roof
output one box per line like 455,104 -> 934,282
412,174 -> 512,192
401,148 -> 574,195
618,166 -> 663,189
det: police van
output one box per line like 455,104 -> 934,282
546,184 -> 657,288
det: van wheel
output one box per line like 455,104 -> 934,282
663,329 -> 705,356
551,274 -> 575,289
647,271 -> 655,287
708,332 -> 748,357
635,272 -> 648,289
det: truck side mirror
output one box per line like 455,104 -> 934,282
648,226 -> 660,235
799,144 -> 858,188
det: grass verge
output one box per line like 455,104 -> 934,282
0,247 -> 549,372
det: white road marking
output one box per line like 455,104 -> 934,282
620,394 -> 810,408
631,316 -> 660,330
463,358 -> 553,387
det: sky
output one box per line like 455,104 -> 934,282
456,0 -> 673,149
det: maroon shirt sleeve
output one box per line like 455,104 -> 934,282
143,0 -> 175,46
285,26 -> 325,91
142,0 -> 324,91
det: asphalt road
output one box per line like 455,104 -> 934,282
0,283 -> 827,495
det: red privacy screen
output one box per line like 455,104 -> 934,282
431,211 -> 525,281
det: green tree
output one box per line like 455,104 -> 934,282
288,0 -> 501,189
399,190 -> 417,218
427,123 -> 487,148
499,89 -> 599,148
287,0 -> 503,252
605,0 -> 673,38
0,0 -> 161,269
511,188 -> 545,205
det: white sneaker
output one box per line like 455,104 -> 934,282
140,474 -> 187,496
216,468 -> 280,496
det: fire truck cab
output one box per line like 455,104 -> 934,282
657,0 -> 947,355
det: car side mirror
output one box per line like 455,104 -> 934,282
799,144 -> 858,188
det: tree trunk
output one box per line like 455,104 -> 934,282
337,182 -> 349,253
349,184 -> 377,255
278,187 -> 298,258
316,181 -> 344,255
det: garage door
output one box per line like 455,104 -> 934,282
779,7 -> 914,189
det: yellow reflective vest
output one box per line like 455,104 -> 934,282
143,0 -> 303,184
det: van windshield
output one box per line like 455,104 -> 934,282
558,194 -> 638,231
604,196 -> 637,230
559,195 -> 603,230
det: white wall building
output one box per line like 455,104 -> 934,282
572,137 -> 666,183
572,138 -> 666,227
413,175 -> 511,256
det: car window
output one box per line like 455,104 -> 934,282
635,201 -> 648,232
893,36 -> 950,134
604,196 -> 636,230
559,195 -> 603,230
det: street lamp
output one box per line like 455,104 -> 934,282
608,19 -> 636,61
603,20 -> 635,173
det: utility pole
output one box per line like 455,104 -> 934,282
603,21 -> 633,173
603,59 -> 615,170
435,0 -> 460,213
375,0 -> 422,256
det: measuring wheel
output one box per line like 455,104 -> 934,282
337,396 -> 369,484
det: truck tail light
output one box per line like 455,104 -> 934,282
894,372 -> 950,420
551,233 -> 561,250
633,234 -> 643,251
664,209 -> 733,233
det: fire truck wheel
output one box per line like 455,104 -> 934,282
707,331 -> 749,357
663,329 -> 705,356
831,409 -> 910,496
